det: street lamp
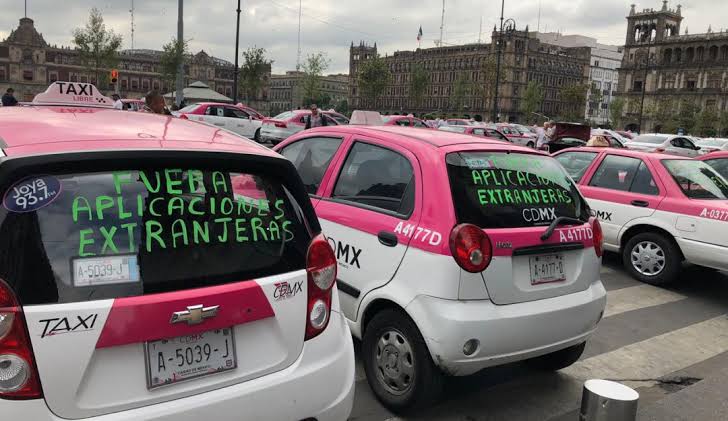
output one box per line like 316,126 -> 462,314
637,30 -> 654,133
233,0 -> 241,104
492,0 -> 516,123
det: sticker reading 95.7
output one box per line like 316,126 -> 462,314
3,175 -> 62,213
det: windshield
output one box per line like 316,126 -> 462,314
0,167 -> 311,305
633,135 -> 668,144
273,111 -> 295,120
698,139 -> 728,147
446,152 -> 590,228
662,160 -> 728,200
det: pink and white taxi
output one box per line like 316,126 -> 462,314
0,82 -> 354,420
555,147 -> 728,285
274,126 -> 606,411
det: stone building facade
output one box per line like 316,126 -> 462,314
617,2 -> 728,132
268,71 -> 349,114
349,32 -> 591,123
0,17 -> 269,113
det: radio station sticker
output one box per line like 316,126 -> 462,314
3,175 -> 62,213
72,254 -> 140,287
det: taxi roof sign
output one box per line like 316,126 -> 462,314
32,81 -> 114,108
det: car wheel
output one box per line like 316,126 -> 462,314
527,141 -> 535,148
527,342 -> 586,371
622,232 -> 681,285
362,309 -> 443,413
254,129 -> 261,143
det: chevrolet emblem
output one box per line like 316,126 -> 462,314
170,304 -> 220,325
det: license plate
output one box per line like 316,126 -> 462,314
529,254 -> 566,285
72,255 -> 139,287
144,328 -> 237,389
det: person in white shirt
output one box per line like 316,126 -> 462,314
112,94 -> 123,110
536,121 -> 549,148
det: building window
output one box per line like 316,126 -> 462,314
49,72 -> 58,82
686,80 -> 696,90
152,80 -> 160,90
633,81 -> 643,91
80,75 -> 88,83
131,79 -> 139,90
142,79 -> 150,91
23,70 -> 33,81
121,78 -> 128,89
0,68 -> 6,81
22,49 -> 33,65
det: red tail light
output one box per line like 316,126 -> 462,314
449,224 -> 492,273
0,279 -> 42,399
592,218 -> 604,258
274,121 -> 287,128
305,234 -> 337,340
178,114 -> 189,120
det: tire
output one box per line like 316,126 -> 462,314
622,232 -> 681,286
362,309 -> 443,413
254,128 -> 261,143
527,342 -> 586,371
527,141 -> 535,148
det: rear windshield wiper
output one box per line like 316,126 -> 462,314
540,216 -> 587,241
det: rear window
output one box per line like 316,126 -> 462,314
633,135 -> 668,144
662,160 -> 728,200
446,152 -> 589,228
1,168 -> 311,305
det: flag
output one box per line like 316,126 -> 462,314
417,26 -> 423,41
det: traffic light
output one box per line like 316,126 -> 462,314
110,69 -> 119,84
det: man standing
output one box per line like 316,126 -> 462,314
142,90 -> 172,115
304,104 -> 328,129
2,88 -> 18,106
111,94 -> 123,110
536,121 -> 549,148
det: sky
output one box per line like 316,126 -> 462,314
1,1 -> 726,74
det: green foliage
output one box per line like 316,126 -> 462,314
72,8 -> 122,87
676,99 -> 701,134
521,81 -> 544,123
160,37 -> 189,88
409,64 -> 430,108
357,54 -> 392,108
335,99 -> 349,116
695,108 -> 719,137
301,52 -> 330,106
719,111 -> 728,137
558,84 -> 589,121
450,74 -> 469,112
239,47 -> 272,102
477,55 -> 504,116
609,97 -> 625,129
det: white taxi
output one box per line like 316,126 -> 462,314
0,82 -> 354,420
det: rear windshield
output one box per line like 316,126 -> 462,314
273,111 -> 295,120
439,126 -> 467,133
662,160 -> 728,200
633,135 -> 668,144
1,168 -> 311,305
447,152 -> 590,228
178,104 -> 199,113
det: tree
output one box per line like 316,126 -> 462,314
335,99 -> 350,116
609,97 -> 626,129
476,55 -> 505,118
719,111 -> 728,137
160,37 -> 189,89
72,8 -> 122,87
450,73 -> 469,113
521,81 -> 544,123
676,99 -> 700,134
301,52 -> 330,106
695,108 -> 719,137
409,64 -> 429,109
239,47 -> 272,103
558,84 -> 589,121
357,55 -> 392,109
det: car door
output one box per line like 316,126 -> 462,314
198,105 -> 226,128
669,137 -> 698,157
277,135 -> 346,207
314,139 -> 420,322
485,128 -> 509,142
579,154 -> 664,250
223,106 -> 255,138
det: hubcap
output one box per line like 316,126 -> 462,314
373,329 -> 415,395
631,241 -> 666,276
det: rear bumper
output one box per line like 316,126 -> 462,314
2,312 -> 355,421
676,238 -> 728,271
406,280 -> 606,376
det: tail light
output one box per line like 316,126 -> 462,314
305,234 -> 337,340
0,279 -> 42,399
178,114 -> 189,120
274,121 -> 287,128
592,218 -> 604,258
449,224 -> 492,273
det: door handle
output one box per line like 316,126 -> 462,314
214,122 -> 225,127
631,200 -> 649,208
377,231 -> 398,247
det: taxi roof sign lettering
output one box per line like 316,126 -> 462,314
32,81 -> 114,108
